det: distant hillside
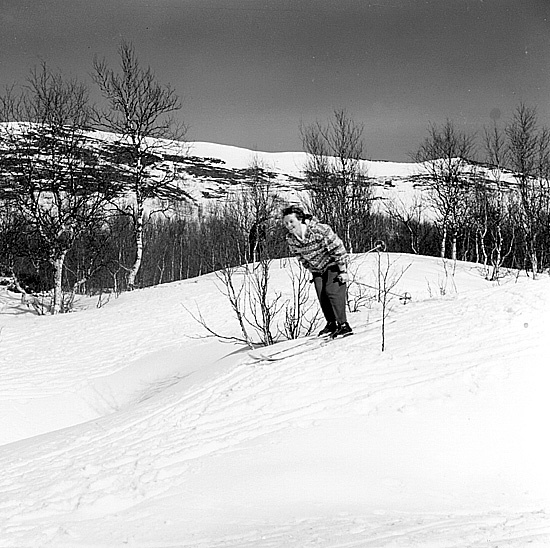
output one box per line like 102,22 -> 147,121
1,125 -> 517,218
174,140 -> 517,218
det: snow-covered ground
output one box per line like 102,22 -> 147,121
0,253 -> 549,547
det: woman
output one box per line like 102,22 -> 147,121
282,205 -> 353,338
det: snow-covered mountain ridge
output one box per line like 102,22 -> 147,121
152,138 -> 431,208
1,124 -> 517,217
180,140 -> 515,210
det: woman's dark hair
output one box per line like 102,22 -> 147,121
281,205 -> 312,222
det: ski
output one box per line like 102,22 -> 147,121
248,331 -> 353,363
248,335 -> 325,363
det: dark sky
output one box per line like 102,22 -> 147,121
1,0 -> 549,160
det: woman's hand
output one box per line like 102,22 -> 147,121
337,272 -> 349,284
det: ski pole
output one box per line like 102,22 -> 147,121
365,240 -> 386,253
353,281 -> 412,303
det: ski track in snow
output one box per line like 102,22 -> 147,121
134,512 -> 550,548
0,256 -> 549,546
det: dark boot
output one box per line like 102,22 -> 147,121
331,322 -> 353,338
318,322 -> 337,337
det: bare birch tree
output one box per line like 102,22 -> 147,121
92,40 -> 188,289
200,158 -> 283,346
241,157 -> 280,263
481,121 -> 515,280
413,120 -> 476,260
0,65 -> 114,314
505,104 -> 550,277
301,109 -> 373,252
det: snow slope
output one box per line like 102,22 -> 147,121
0,254 -> 549,547
177,140 -> 517,220
179,141 -> 431,217
188,141 -> 420,179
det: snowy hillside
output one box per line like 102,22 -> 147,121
0,124 -> 517,219
180,141 -> 516,217
0,253 -> 549,546
114,137 -> 432,213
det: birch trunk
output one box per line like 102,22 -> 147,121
529,240 -> 538,280
440,225 -> 447,258
127,202 -> 145,290
51,251 -> 67,315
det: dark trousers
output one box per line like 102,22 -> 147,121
312,266 -> 348,324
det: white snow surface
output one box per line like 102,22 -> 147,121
1,253 -> 549,547
188,141 -> 419,177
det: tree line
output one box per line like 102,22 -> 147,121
411,106 -> 550,280
1,42 -> 549,314
302,106 -> 550,282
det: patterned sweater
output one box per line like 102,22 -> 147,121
286,219 -> 348,274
